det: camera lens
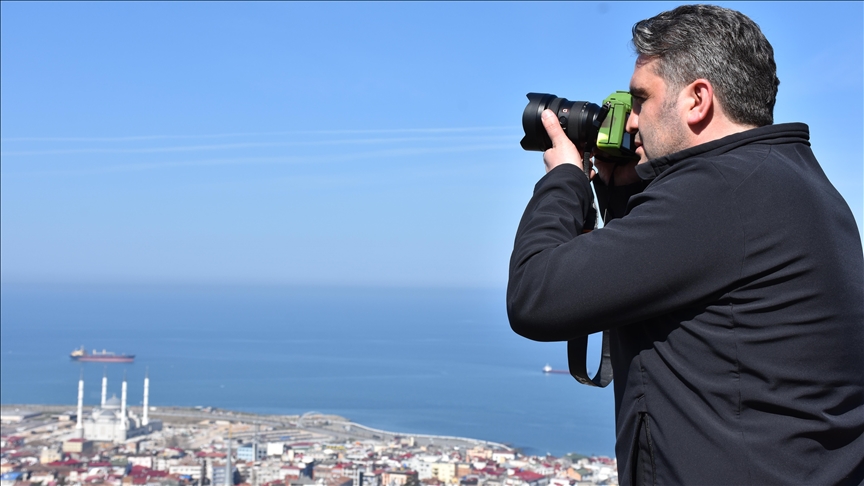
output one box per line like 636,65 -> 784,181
520,93 -> 602,152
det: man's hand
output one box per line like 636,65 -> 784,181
541,109 -> 583,173
541,109 -> 641,185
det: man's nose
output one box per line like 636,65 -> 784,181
626,112 -> 638,134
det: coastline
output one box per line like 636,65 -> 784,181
1,403 -> 619,485
1,404 -> 513,452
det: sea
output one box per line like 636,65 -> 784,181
0,283 -> 616,457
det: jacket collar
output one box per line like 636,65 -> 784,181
635,122 -> 811,180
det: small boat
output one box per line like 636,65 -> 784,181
70,346 -> 134,363
542,364 -> 568,374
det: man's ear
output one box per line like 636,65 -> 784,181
683,79 -> 714,127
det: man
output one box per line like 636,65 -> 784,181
507,5 -> 863,485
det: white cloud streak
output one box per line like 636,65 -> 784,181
0,126 -> 518,143
0,134 -> 518,157
2,143 -> 517,177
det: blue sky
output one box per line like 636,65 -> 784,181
2,2 -> 862,287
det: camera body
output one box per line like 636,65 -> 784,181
520,91 -> 638,163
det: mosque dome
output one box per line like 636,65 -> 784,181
103,395 -> 121,409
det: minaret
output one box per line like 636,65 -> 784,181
120,372 -> 128,427
76,372 -> 84,437
142,369 -> 150,426
101,369 -> 108,407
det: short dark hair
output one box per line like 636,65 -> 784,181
631,4 -> 780,127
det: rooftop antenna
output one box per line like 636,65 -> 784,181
254,422 -> 261,466
225,424 -> 233,486
253,423 -> 260,486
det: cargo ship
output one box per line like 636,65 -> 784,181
70,346 -> 134,363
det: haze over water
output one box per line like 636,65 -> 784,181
0,283 -> 616,457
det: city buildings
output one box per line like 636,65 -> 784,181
0,406 -> 618,486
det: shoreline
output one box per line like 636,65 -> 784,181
0,403 -> 618,485
1,403 -> 515,453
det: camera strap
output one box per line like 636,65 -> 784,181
567,331 -> 613,387
582,150 -> 593,180
567,161 -> 612,387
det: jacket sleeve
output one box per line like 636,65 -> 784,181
506,161 -> 742,342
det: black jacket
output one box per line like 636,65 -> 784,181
507,123 -> 864,485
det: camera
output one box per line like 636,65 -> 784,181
520,91 -> 638,163
519,91 -> 638,388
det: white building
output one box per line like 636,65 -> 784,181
75,374 -> 163,443
169,463 -> 205,481
266,442 -> 286,457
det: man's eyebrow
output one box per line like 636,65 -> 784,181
630,87 -> 648,99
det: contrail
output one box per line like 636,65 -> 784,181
2,143 -> 516,177
0,126 -> 519,143
0,134 -> 516,157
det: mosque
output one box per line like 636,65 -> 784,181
74,372 -> 162,442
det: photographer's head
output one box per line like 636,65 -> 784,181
626,5 -> 780,162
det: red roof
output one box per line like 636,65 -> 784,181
512,471 -> 545,482
195,452 -> 226,458
11,451 -> 37,458
129,468 -> 156,478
